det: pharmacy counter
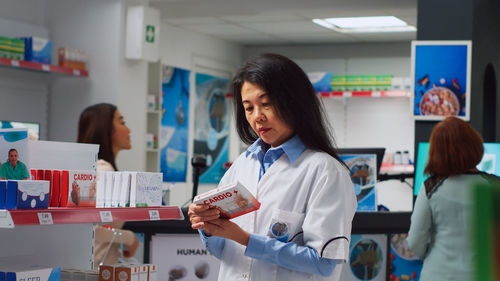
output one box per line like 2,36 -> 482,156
124,208 -> 411,262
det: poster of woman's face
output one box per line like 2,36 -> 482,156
0,128 -> 30,180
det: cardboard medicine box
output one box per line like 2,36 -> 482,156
129,172 -> 162,207
114,265 -> 140,281
62,170 -> 97,207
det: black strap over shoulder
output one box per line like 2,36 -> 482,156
424,176 -> 447,198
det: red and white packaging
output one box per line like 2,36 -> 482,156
30,169 -> 37,180
50,170 -> 61,207
193,181 -> 260,219
60,170 -> 69,207
43,170 -> 52,205
36,169 -> 44,182
61,170 -> 97,207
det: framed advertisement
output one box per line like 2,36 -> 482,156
411,41 -> 472,121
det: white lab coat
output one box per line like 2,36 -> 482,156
217,148 -> 357,281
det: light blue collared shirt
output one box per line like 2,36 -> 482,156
200,136 -> 338,277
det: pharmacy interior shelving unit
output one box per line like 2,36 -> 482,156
0,57 -> 89,77
0,207 -> 183,269
145,61 -> 162,172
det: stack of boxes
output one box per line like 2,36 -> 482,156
98,264 -> 156,281
331,75 -> 394,91
0,34 -> 87,71
0,36 -> 25,60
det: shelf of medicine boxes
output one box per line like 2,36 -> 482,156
318,90 -> 410,98
0,206 -> 183,228
0,57 -> 88,77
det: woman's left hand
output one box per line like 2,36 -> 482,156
203,219 -> 250,246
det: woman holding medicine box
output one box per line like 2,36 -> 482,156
78,103 -> 139,267
188,53 -> 357,281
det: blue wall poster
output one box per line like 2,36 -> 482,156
339,154 -> 377,212
160,66 -> 190,182
193,73 -> 230,184
411,41 -> 472,121
339,234 -> 387,281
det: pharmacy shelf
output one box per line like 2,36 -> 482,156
0,57 -> 88,77
319,90 -> 410,98
0,206 -> 183,228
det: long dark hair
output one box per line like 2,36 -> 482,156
232,53 -> 346,167
77,103 -> 118,170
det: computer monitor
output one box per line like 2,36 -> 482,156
337,148 -> 386,177
414,142 -> 500,196
0,120 -> 39,140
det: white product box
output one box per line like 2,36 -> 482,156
146,264 -> 156,281
111,172 -> 123,207
104,172 -> 114,207
119,173 -> 131,207
129,172 -> 162,207
139,265 -> 148,281
96,172 -> 106,208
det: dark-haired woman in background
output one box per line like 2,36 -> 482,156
407,116 -> 499,281
188,54 -> 357,281
78,103 -> 139,267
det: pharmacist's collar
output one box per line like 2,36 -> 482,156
246,136 -> 305,164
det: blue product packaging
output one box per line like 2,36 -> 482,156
4,267 -> 60,281
6,181 -> 18,210
0,181 -> 6,209
22,37 -> 52,64
307,72 -> 333,92
16,180 -> 49,209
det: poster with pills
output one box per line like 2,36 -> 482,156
411,41 -> 471,120
151,234 -> 221,281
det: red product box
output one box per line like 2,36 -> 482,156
50,170 -> 61,208
193,181 -> 261,219
61,170 -> 97,207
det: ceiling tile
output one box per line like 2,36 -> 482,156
240,20 -> 328,34
220,12 -> 305,23
162,16 -> 226,25
182,23 -> 258,36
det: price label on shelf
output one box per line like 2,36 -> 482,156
100,211 -> 113,223
41,64 -> 50,71
73,69 -> 80,76
149,210 -> 160,221
38,213 -> 53,225
11,60 -> 20,67
372,91 -> 381,97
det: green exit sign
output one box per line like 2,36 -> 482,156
145,25 -> 155,43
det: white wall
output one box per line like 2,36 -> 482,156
0,14 -> 50,140
46,0 -> 123,142
158,24 -> 243,206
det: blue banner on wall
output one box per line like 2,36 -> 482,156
160,66 -> 190,182
193,73 -> 230,184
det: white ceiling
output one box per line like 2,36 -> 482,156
150,0 -> 418,46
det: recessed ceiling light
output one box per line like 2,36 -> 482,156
313,16 -> 416,33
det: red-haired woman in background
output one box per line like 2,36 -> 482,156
407,116 -> 499,281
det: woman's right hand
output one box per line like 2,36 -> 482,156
187,203 -> 220,235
